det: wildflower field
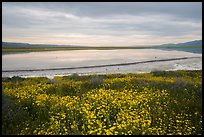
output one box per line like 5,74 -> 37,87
2,70 -> 202,135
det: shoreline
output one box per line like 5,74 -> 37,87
2,56 -> 201,73
2,69 -> 202,79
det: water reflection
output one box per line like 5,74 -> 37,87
2,49 -> 202,73
159,48 -> 202,54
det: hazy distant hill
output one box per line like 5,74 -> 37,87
159,40 -> 202,47
2,40 -> 202,47
2,42 -> 31,47
2,42 -> 81,47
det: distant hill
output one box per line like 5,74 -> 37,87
2,42 -> 31,47
159,40 -> 202,47
2,42 -> 82,47
2,40 -> 202,47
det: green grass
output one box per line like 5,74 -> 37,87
2,70 -> 202,135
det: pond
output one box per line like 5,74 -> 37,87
2,49 -> 202,78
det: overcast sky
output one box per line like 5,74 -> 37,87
2,2 -> 202,46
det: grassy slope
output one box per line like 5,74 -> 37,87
2,70 -> 202,135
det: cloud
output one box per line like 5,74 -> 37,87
2,2 -> 202,46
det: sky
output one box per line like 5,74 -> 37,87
2,2 -> 202,46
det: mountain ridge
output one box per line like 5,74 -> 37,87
159,40 -> 202,47
2,40 -> 202,47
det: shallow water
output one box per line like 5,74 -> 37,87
2,49 -> 202,78
160,48 -> 202,54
